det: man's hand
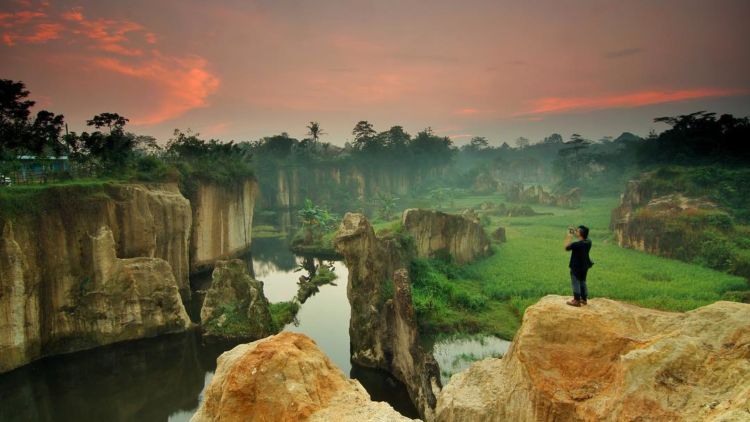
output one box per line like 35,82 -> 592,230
564,231 -> 573,250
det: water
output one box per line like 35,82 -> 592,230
0,235 -> 418,421
428,335 -> 511,385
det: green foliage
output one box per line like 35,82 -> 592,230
269,301 -> 300,331
373,191 -> 399,221
410,194 -> 749,340
296,199 -> 338,244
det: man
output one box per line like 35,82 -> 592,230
564,225 -> 592,307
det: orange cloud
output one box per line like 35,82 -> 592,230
521,88 -> 750,115
1,3 -> 220,124
93,54 -> 220,125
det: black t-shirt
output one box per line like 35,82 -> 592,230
566,239 -> 592,275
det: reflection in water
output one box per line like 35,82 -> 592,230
0,235 -> 418,421
0,331 -> 239,422
429,335 -> 511,384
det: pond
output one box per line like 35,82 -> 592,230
0,227 -> 509,421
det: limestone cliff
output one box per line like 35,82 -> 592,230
610,176 -> 732,261
436,295 -> 750,422
256,165 -> 446,210
200,259 -> 274,339
335,213 -> 442,420
0,225 -> 190,373
190,180 -> 257,272
190,332 -> 414,422
402,209 -> 490,264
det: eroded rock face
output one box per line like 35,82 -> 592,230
190,332 -> 414,422
190,180 -> 257,272
611,177 -> 728,259
402,209 -> 490,264
0,225 -> 191,373
200,259 -> 274,339
436,295 -> 750,422
0,183 -> 195,373
335,213 -> 441,420
506,183 -> 581,209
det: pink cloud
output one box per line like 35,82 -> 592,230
1,3 -> 220,124
93,54 -> 220,125
521,88 -> 750,115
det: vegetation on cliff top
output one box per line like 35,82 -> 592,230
410,194 -> 749,340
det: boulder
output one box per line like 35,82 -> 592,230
402,209 -> 491,264
190,332 -> 414,422
200,259 -> 274,339
335,213 -> 442,420
491,227 -> 506,243
436,295 -> 750,422
611,177 -> 728,259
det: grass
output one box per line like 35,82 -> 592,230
269,301 -> 300,331
0,178 -> 119,218
411,194 -> 749,340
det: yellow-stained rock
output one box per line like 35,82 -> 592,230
436,295 -> 750,422
191,332 -> 414,422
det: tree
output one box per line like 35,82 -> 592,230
0,79 -> 66,156
373,191 -> 399,221
306,121 -> 326,142
515,136 -> 530,148
297,199 -> 337,244
86,113 -> 129,133
462,136 -> 490,153
542,133 -> 563,144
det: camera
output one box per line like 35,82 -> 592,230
568,227 -> 576,235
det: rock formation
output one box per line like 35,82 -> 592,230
491,227 -> 506,243
0,225 -> 191,373
190,180 -> 257,272
402,209 -> 490,264
200,259 -> 274,339
611,177 -> 730,258
190,332 -> 414,422
436,295 -> 750,422
335,213 -> 442,420
506,183 -> 581,209
0,179 -> 257,373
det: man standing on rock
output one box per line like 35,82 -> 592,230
564,225 -> 592,307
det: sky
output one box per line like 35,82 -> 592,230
2,0 -> 750,146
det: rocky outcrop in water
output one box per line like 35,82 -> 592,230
436,295 -> 750,422
0,225 -> 190,373
190,180 -> 257,272
0,179 -> 257,373
191,332 -> 414,422
402,209 -> 490,264
335,213 -> 442,420
200,259 -> 274,339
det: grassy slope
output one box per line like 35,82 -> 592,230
415,195 -> 749,340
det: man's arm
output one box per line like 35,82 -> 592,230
564,232 -> 574,250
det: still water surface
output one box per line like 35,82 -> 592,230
0,236 -> 509,421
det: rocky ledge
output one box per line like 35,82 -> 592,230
190,332 -> 414,422
436,295 -> 750,422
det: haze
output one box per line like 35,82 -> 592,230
2,0 -> 749,145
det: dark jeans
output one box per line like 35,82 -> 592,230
570,270 -> 588,301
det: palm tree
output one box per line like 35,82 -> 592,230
306,121 -> 326,143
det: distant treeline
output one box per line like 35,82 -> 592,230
2,77 -> 748,198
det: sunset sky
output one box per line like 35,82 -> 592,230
2,0 -> 749,146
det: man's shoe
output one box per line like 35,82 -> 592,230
566,299 -> 581,307
581,300 -> 588,305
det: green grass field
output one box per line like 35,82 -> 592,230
410,195 -> 750,340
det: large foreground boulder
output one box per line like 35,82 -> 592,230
200,259 -> 274,339
436,296 -> 750,422
190,332 -> 414,422
402,209 -> 490,264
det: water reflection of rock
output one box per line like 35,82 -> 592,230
0,331 -> 235,422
